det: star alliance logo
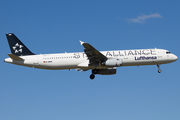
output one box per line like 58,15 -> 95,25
12,43 -> 23,53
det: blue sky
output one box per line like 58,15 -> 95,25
1,0 -> 180,120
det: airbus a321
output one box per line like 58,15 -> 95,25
4,33 -> 178,79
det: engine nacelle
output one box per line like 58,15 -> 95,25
97,68 -> 116,75
103,58 -> 122,67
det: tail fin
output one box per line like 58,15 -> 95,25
6,33 -> 35,56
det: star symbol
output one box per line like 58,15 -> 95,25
12,43 -> 23,53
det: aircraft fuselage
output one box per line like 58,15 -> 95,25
5,49 -> 177,70
4,33 -> 178,79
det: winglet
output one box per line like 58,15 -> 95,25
79,40 -> 84,45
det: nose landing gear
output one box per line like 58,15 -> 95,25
157,64 -> 162,73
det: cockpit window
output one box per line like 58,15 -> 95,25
166,51 -> 171,54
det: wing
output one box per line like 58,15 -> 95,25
80,41 -> 107,65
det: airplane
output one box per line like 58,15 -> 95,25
4,33 -> 178,79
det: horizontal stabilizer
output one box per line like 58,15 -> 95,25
8,54 -> 24,61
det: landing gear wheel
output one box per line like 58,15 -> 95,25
158,69 -> 162,73
90,74 -> 95,80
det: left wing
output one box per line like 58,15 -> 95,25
80,41 -> 107,65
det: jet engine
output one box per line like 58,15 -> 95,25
102,58 -> 122,67
97,68 -> 116,75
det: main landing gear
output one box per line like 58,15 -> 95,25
90,74 -> 95,80
90,69 -> 98,80
157,64 -> 162,73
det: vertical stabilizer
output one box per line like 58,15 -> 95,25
6,33 -> 35,56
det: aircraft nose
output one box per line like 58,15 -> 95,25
171,54 -> 178,61
174,55 -> 178,61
